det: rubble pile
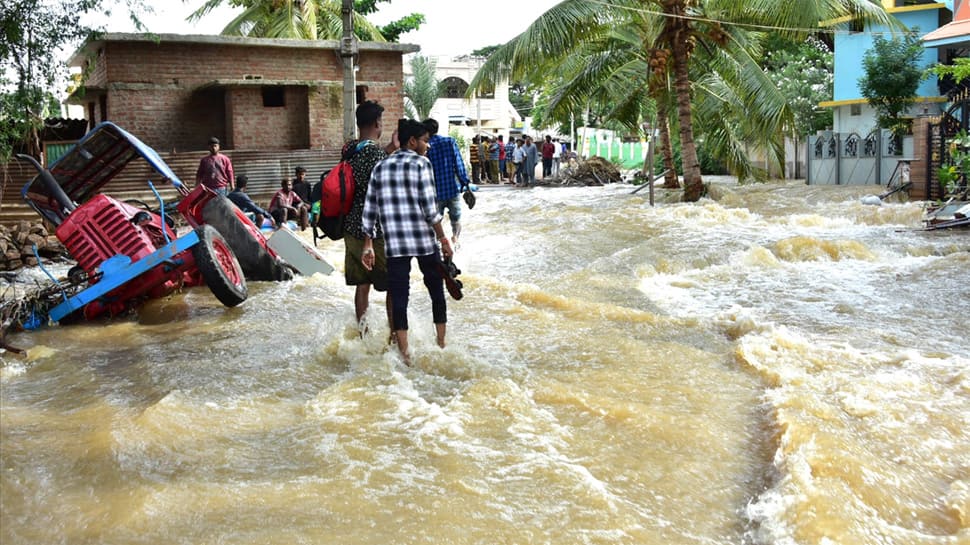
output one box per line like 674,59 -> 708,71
549,156 -> 623,186
1,221 -> 67,271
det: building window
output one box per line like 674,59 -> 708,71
262,86 -> 285,107
440,77 -> 469,99
850,103 -> 861,116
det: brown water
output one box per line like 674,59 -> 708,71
2,180 -> 968,545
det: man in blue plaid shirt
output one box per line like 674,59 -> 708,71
361,119 -> 454,365
422,118 -> 471,245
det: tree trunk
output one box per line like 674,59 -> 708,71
657,97 -> 679,188
667,7 -> 704,201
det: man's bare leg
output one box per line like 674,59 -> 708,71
393,329 -> 410,366
451,222 -> 461,248
355,284 -> 371,328
435,323 -> 446,348
385,294 -> 394,345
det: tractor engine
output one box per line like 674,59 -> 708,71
55,194 -> 193,317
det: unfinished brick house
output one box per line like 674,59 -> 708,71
67,33 -> 417,152
1,33 -> 418,226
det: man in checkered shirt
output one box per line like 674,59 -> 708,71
361,119 -> 454,365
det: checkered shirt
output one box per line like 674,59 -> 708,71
362,149 -> 443,258
426,134 -> 470,202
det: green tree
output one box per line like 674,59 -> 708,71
470,0 -> 894,201
928,57 -> 970,84
1,0 -> 148,162
858,31 -> 926,135
763,36 -> 833,178
508,82 -> 534,119
352,0 -> 423,42
764,36 -> 833,137
188,0 -> 422,41
471,45 -> 501,58
403,55 -> 438,120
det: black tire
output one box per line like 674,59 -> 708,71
202,195 -> 290,281
67,265 -> 87,285
192,225 -> 247,307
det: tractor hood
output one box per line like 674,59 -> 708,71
21,122 -> 183,225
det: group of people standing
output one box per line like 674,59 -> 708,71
466,133 -> 567,187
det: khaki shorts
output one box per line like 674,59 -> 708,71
344,235 -> 387,291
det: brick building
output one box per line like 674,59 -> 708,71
66,33 -> 419,153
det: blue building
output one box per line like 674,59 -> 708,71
820,1 -> 954,136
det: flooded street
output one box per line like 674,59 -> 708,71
2,179 -> 968,544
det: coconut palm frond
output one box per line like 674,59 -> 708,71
403,56 -> 439,120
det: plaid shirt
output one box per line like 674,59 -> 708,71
362,149 -> 443,258
427,134 -> 470,202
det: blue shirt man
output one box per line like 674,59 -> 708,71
423,118 -> 471,244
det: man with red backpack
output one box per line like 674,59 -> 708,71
342,101 -> 399,332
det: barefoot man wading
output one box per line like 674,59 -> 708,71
361,119 -> 453,365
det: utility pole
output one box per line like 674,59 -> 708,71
341,0 -> 357,141
570,110 -> 575,158
475,57 -> 482,138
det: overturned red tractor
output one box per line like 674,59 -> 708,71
18,122 -> 292,323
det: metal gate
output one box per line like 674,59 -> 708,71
926,97 -> 967,202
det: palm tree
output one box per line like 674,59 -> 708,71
188,0 -> 385,40
471,0 -> 896,201
403,55 -> 439,120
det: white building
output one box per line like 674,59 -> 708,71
403,55 -> 523,142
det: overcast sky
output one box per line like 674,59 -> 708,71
101,0 -> 563,57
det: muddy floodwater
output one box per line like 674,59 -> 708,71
2,180 -> 968,544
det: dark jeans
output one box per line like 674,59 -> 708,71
542,158 -> 553,177
471,162 -> 481,183
386,251 -> 447,331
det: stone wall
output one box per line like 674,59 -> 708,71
0,222 -> 66,271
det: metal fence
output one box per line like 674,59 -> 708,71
807,129 -> 913,186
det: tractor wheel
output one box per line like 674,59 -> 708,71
202,195 -> 292,281
192,225 -> 247,307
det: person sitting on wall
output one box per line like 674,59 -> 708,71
228,175 -> 275,228
269,178 -> 309,230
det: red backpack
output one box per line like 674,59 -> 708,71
317,140 -> 370,240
